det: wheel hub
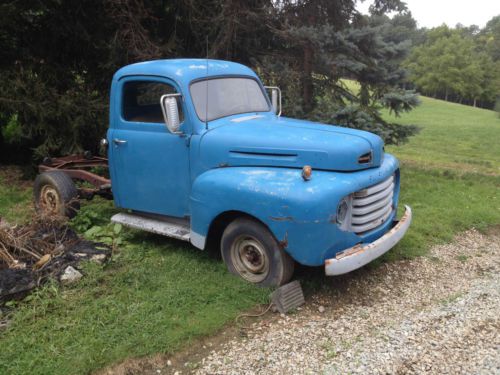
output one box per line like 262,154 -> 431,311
40,185 -> 61,214
231,236 -> 270,283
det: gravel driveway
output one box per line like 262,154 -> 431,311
194,229 -> 500,374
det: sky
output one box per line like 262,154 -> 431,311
357,0 -> 500,28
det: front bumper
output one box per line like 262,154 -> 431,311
325,205 -> 412,276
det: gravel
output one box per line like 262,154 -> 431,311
194,229 -> 500,374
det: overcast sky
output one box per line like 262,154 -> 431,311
357,0 -> 500,28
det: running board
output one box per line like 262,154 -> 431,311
111,212 -> 190,242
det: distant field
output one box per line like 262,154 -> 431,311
384,96 -> 500,175
0,95 -> 499,375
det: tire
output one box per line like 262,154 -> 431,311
34,171 -> 80,218
221,218 -> 294,287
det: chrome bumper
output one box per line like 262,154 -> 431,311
325,205 -> 412,276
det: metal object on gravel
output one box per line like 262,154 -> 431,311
271,280 -> 305,314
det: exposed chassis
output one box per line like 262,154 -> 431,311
38,154 -> 113,200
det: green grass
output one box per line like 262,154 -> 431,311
380,95 -> 500,259
386,167 -> 499,260
0,95 -> 499,374
0,200 -> 269,375
0,171 -> 31,223
385,96 -> 500,175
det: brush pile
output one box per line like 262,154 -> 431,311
0,215 -> 110,304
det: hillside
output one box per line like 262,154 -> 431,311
385,96 -> 500,175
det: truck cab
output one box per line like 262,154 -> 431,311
37,59 -> 412,287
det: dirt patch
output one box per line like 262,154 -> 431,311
98,229 -> 500,374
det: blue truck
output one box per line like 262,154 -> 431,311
34,59 -> 412,287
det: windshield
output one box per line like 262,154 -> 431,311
190,77 -> 270,122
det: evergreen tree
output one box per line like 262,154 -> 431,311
0,0 -> 420,160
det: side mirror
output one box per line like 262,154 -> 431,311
160,93 -> 182,133
265,86 -> 282,116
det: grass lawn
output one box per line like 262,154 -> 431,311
0,167 -> 32,223
381,96 -> 500,259
385,96 -> 500,175
0,96 -> 499,374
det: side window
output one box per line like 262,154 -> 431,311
122,81 -> 183,123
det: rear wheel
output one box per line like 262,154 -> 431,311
221,218 -> 294,287
34,171 -> 80,218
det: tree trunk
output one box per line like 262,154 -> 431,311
473,98 -> 477,107
445,88 -> 448,101
302,44 -> 314,113
360,84 -> 370,106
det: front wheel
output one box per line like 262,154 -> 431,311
221,218 -> 294,287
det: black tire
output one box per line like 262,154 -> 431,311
34,171 -> 80,218
221,218 -> 294,287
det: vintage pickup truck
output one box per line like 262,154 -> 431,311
34,59 -> 412,287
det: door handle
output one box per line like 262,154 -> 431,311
113,138 -> 127,145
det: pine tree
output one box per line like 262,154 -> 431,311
0,0 -> 421,160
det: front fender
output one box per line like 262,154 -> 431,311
190,154 -> 399,266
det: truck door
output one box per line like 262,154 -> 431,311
108,77 -> 190,218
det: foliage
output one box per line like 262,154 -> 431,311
72,207 -> 125,248
1,114 -> 22,144
405,22 -> 500,109
310,96 -> 419,145
257,1 -> 420,143
0,0 -> 420,160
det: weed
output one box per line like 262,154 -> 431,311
321,340 -> 338,359
440,292 -> 464,305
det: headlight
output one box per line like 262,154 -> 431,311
337,198 -> 349,224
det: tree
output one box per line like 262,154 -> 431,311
479,15 -> 500,61
255,1 -> 420,141
0,0 -> 420,161
405,20 -> 500,109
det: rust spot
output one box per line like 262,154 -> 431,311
218,162 -> 229,168
279,232 -> 288,249
269,216 -> 294,222
329,214 -> 337,224
335,243 -> 364,260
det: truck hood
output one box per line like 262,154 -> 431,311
198,115 -> 384,172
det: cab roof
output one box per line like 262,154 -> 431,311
113,59 -> 258,84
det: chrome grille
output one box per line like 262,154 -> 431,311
350,175 -> 395,234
